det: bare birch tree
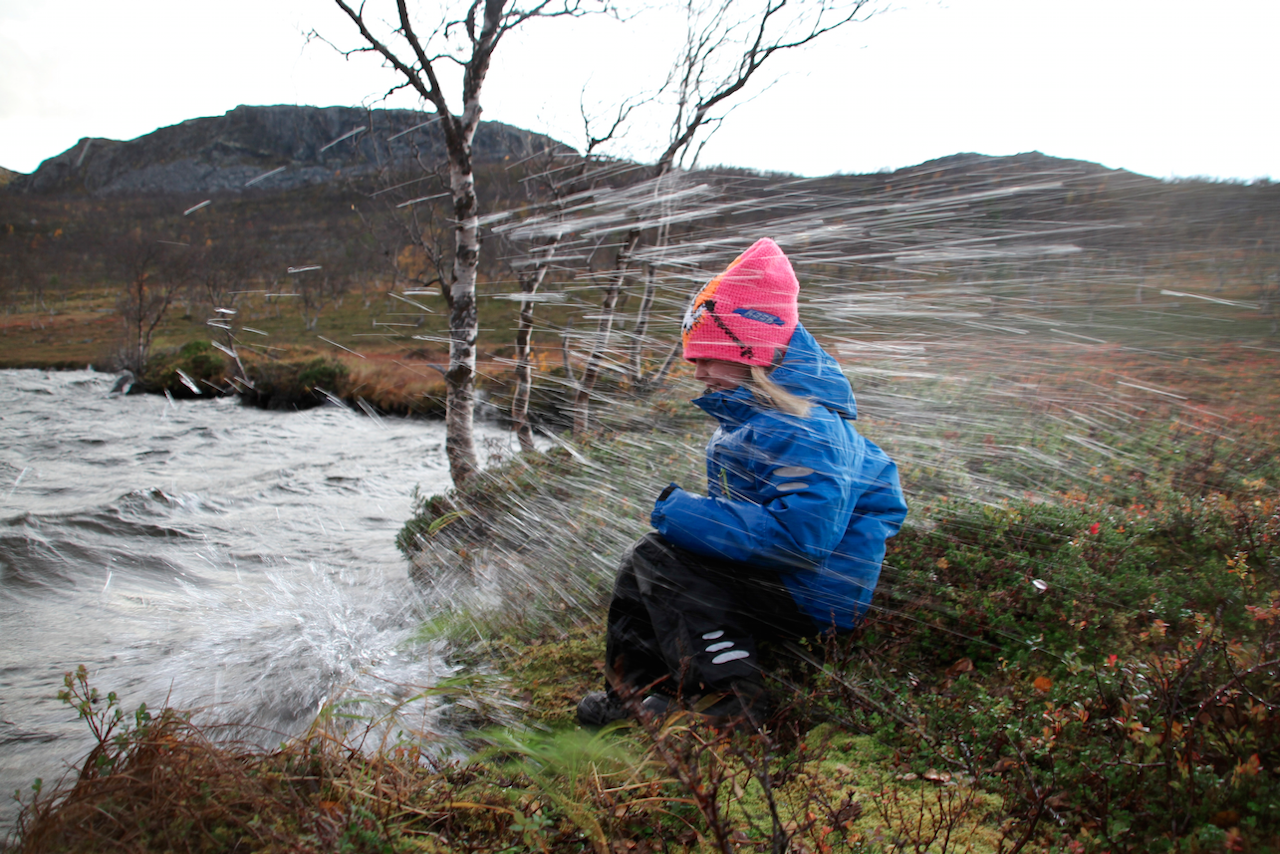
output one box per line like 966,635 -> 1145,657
191,237 -> 262,385
327,0 -> 601,484
114,234 -> 190,374
493,103 -> 641,447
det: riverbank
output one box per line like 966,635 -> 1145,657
0,284 -> 572,422
10,342 -> 1280,853
3,335 -> 571,425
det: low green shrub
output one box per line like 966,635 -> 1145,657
819,489 -> 1280,851
138,340 -> 230,398
240,355 -> 350,411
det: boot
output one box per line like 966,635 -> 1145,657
577,691 -> 628,727
577,691 -> 673,727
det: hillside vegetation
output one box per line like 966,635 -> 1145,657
2,107 -> 1278,404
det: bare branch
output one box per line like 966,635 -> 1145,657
656,0 -> 874,172
581,89 -> 650,157
331,0 -> 441,110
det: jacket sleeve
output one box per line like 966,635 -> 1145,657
650,412 -> 864,570
839,449 -> 909,568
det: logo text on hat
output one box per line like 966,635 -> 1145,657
732,307 -> 784,326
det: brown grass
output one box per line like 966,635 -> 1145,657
342,355 -> 451,417
13,705 -> 526,854
17,712 -> 330,853
0,304 -> 119,369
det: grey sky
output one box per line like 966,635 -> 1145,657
1,0 -> 1275,180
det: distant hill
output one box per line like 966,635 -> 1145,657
7,105 -> 572,196
5,104 -> 1163,202
2,105 -> 1275,313
887,150 -> 1152,192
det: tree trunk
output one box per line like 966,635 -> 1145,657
627,261 -> 660,384
513,296 -> 539,453
513,237 -> 559,453
627,206 -> 671,387
134,276 -> 145,372
445,163 -> 480,485
573,228 -> 640,435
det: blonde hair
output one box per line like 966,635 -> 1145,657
748,365 -> 812,418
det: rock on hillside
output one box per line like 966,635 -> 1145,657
9,105 -> 572,196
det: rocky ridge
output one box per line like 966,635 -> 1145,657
8,105 -> 572,196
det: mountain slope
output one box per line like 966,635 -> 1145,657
9,104 -> 571,196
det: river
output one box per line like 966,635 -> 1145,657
0,369 -> 519,835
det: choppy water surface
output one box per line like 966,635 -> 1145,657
0,369 -> 517,832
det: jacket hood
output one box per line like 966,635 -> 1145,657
694,323 -> 857,421
769,324 -> 857,419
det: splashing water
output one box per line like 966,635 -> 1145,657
0,370 -> 520,832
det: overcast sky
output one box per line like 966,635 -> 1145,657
1,0 -> 1275,180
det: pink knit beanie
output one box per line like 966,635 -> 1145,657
681,237 -> 799,367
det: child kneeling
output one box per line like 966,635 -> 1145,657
578,238 -> 908,729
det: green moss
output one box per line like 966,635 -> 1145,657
489,622 -> 607,727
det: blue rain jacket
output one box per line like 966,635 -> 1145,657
651,324 -> 908,630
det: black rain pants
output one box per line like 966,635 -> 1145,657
603,532 -> 818,703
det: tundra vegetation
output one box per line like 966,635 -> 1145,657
4,68 -> 1280,854
8,335 -> 1280,852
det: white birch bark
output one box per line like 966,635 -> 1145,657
445,162 -> 480,484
